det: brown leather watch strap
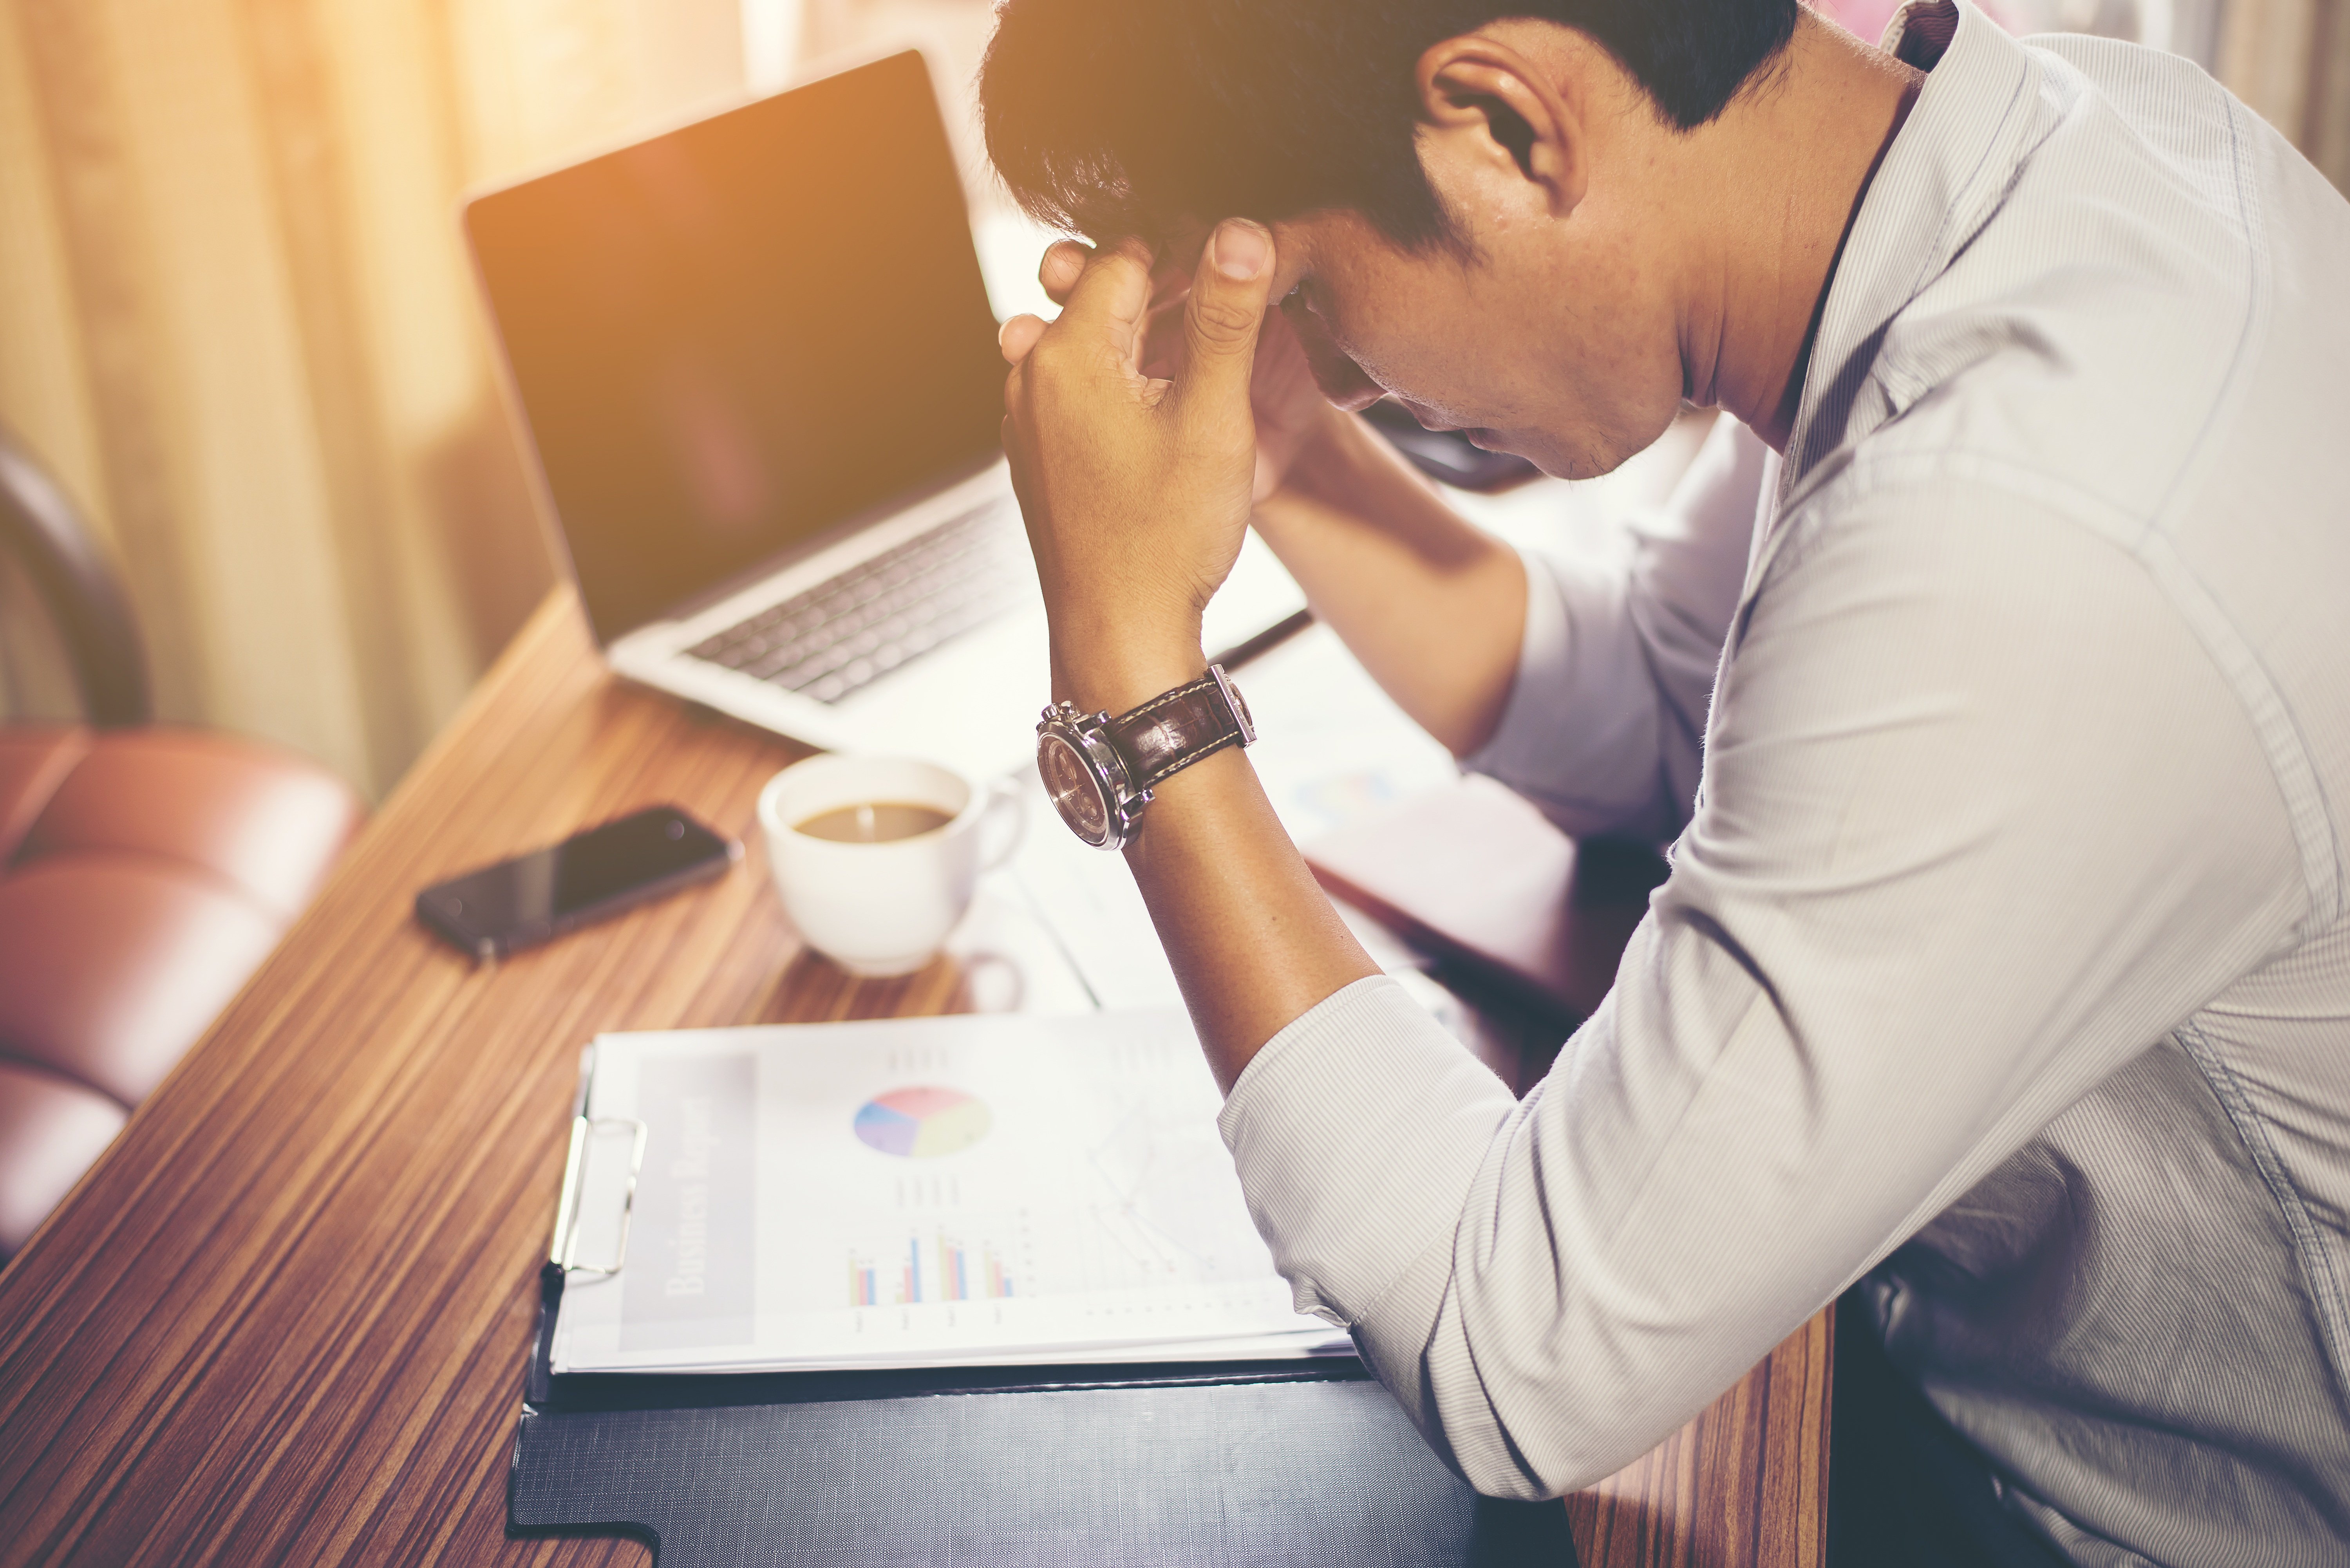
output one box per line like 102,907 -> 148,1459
1107,670 -> 1251,793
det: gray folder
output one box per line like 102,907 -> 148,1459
509,1267 -> 1576,1566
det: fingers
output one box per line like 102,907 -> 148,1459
1172,220 -> 1276,433
1137,293 -> 1189,382
999,313 -> 1048,365
1052,236 -> 1155,372
1038,240 -> 1087,306
1053,233 -> 1152,329
1049,239 -> 1188,310
1147,251 -> 1197,312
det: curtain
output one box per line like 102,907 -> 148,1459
0,0 -> 748,797
2222,0 -> 2350,188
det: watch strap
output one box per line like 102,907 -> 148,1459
1107,667 -> 1252,793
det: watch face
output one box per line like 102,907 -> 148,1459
1038,732 -> 1113,847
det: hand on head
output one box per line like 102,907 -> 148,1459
1003,237 -> 1187,370
1007,227 -> 1331,505
996,220 -> 1282,712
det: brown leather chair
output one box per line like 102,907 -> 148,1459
0,431 -> 363,1259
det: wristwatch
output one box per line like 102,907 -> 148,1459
1036,665 -> 1255,850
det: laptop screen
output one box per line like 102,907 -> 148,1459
465,51 -> 1008,645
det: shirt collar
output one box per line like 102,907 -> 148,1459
1776,0 -> 2044,505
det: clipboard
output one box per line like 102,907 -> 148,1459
508,1082 -> 1576,1566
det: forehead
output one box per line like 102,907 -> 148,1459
1268,208 -> 1461,296
1141,208 -> 1451,313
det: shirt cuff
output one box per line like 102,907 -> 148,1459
1217,976 -> 1518,1380
1459,542 -> 1572,788
1459,546 -> 1673,839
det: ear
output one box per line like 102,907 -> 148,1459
1412,33 -> 1586,219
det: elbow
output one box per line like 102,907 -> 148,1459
1441,1418 -> 1636,1504
1454,1451 -> 1569,1504
1441,676 -> 1515,761
1411,1362 -> 1634,1503
1404,1285 -> 1687,1503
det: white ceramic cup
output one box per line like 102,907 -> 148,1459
755,755 -> 1024,977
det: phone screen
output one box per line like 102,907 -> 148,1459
416,806 -> 733,958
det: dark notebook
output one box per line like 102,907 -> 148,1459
510,1267 -> 1574,1566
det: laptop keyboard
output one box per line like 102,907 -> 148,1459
684,501 -> 1030,705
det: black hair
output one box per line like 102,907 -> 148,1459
980,0 -> 1800,249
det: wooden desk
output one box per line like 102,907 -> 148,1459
0,592 -> 1830,1566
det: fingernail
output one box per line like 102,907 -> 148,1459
1212,220 -> 1269,281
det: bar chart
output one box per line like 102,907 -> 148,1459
848,1233 -> 1017,1308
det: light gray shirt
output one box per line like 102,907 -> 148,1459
1215,5 -> 2350,1563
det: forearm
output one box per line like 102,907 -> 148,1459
1127,749 -> 1380,1089
999,224 -> 1437,1085
1253,408 -> 1526,756
1076,408 -> 1527,1081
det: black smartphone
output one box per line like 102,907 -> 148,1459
414,805 -> 739,960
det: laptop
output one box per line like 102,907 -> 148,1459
463,50 -> 1303,778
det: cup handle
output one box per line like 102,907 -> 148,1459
978,776 -> 1027,872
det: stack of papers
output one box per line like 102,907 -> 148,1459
552,1010 -> 1352,1374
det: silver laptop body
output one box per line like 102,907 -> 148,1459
465,51 -> 1301,779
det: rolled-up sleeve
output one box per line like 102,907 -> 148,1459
1466,415 -> 1770,841
1216,975 -> 1519,1469
1223,476 -> 2305,1498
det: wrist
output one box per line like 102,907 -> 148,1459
1052,633 -> 1208,718
1280,403 -> 1419,516
1275,402 -> 1355,499
1036,657 -> 1254,853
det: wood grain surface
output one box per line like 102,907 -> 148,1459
0,591 -> 1829,1566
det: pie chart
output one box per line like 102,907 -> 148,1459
853,1086 -> 991,1158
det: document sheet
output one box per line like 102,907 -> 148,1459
551,1010 -> 1349,1373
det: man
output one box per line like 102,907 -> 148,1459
981,0 -> 2350,1561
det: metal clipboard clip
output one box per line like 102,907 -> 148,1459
548,1113 -> 649,1277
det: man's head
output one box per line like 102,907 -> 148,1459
982,0 -> 1805,477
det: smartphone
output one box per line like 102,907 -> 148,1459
414,805 -> 739,960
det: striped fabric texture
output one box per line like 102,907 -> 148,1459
1217,4 -> 2350,1564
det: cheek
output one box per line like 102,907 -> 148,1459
1285,302 -> 1386,411
1320,267 -> 1533,425
1320,314 -> 1453,414
1344,314 -> 1524,430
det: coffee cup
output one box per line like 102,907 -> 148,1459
755,755 -> 1023,976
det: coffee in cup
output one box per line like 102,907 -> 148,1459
756,755 -> 1023,976
792,802 -> 955,844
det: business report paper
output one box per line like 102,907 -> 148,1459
550,1011 -> 1349,1374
